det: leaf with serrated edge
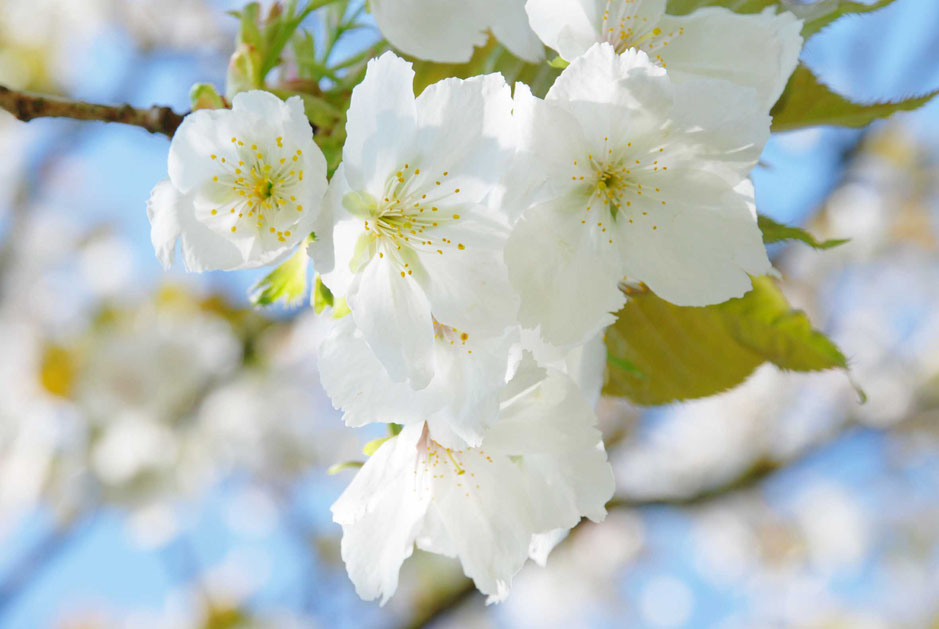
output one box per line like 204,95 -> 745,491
665,0 -> 899,40
758,215 -> 848,250
772,64 -> 939,131
604,277 -> 847,405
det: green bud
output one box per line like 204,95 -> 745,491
189,83 -> 225,110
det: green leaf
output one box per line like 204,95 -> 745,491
250,242 -> 310,307
604,277 -> 847,405
758,215 -> 848,250
665,0 -> 899,39
665,0 -> 775,15
789,0 -> 899,39
771,64 -> 939,132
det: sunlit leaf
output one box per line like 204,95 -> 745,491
665,0 -> 776,15
791,0 -> 900,39
665,0 -> 900,39
362,437 -> 390,456
604,277 -> 847,405
758,215 -> 848,250
771,64 -> 939,131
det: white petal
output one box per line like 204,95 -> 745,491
417,215 -> 517,338
371,0 -> 488,63
146,180 -> 182,270
423,327 -> 517,449
485,0 -> 545,62
616,176 -> 771,306
547,44 -> 671,150
506,200 -> 625,347
669,77 -> 770,179
512,82 -> 593,208
486,370 -> 614,527
346,250 -> 435,388
655,7 -> 803,109
167,108 -> 233,194
525,0 -> 600,62
342,52 -> 419,195
319,213 -> 363,300
317,316 -> 428,429
528,529 -> 568,567
145,181 -> 247,272
319,315 -> 514,450
308,165 -> 350,277
424,444 -> 536,603
563,332 -> 607,407
414,73 -> 515,204
331,425 -> 430,605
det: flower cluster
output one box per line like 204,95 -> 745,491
146,0 -> 803,604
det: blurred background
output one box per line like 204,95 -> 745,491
0,0 -> 938,627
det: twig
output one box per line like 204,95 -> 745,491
0,84 -> 186,138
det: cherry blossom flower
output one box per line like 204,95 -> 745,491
317,314 -> 519,449
148,90 -> 327,272
506,43 -> 773,346
331,363 -> 614,604
312,52 -> 518,389
525,0 -> 802,108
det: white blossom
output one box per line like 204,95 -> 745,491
370,0 -> 543,63
313,52 -> 518,389
525,0 -> 802,108
331,364 -> 614,604
317,314 -> 519,449
505,43 -> 773,346
148,90 -> 327,272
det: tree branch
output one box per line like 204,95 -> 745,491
0,85 -> 186,138
0,511 -> 96,619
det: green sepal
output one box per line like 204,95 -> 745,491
189,83 -> 226,110
250,241 -> 311,308
363,437 -> 390,456
312,274 -> 334,314
327,461 -> 364,475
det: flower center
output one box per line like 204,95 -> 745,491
433,320 -> 472,353
416,424 -> 491,496
574,140 -> 671,241
599,1 -> 684,65
207,135 -> 307,241
348,162 -> 470,277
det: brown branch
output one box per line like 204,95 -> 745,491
0,84 -> 186,138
